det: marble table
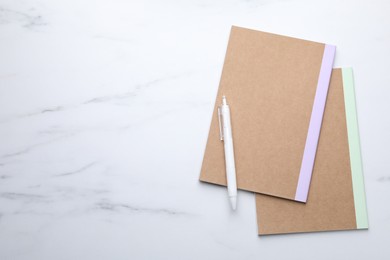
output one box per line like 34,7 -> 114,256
1,0 -> 389,259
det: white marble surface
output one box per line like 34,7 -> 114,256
0,0 -> 389,259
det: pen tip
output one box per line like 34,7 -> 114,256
230,197 -> 237,211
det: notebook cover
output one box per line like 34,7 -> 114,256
256,68 -> 369,235
199,26 -> 335,202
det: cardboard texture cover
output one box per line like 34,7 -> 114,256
256,68 -> 369,235
200,26 -> 335,202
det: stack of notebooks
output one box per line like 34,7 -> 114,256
200,26 -> 368,235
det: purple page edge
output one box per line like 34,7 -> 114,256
294,44 -> 336,202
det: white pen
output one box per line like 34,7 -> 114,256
218,96 -> 238,210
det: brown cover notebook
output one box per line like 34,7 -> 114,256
200,26 -> 335,202
256,68 -> 369,235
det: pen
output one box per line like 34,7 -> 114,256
218,96 -> 238,210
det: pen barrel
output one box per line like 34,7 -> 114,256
221,105 -> 237,197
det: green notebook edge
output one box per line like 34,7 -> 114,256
342,67 -> 369,229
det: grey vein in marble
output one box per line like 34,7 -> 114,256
55,162 -> 97,177
377,176 -> 390,182
0,132 -> 76,159
83,74 -> 190,105
37,125 -> 69,136
0,106 -> 65,125
0,6 -> 46,28
0,73 -> 190,126
0,192 -> 46,201
95,201 -> 192,217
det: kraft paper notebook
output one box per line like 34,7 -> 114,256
200,26 -> 335,202
256,68 -> 369,235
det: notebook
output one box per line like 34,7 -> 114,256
256,68 -> 369,235
200,26 -> 335,202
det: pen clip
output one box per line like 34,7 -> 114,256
217,106 -> 223,141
